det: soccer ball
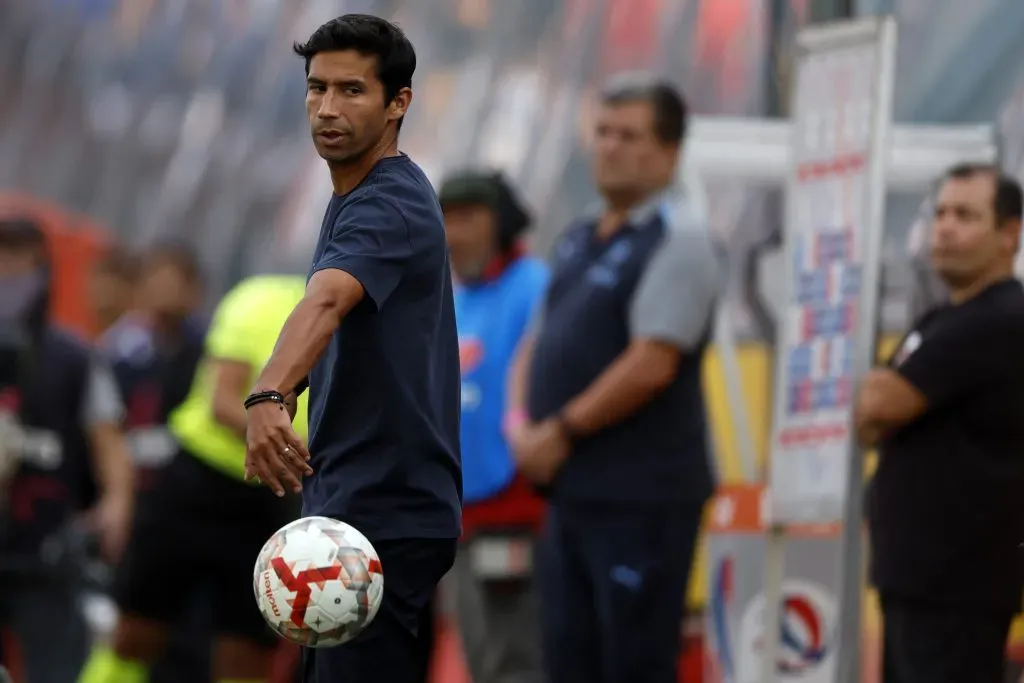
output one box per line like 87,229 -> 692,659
254,516 -> 384,647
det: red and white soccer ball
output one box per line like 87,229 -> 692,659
253,516 -> 384,648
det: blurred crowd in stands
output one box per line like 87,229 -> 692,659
0,0 -> 778,305
4,0 -> 1024,338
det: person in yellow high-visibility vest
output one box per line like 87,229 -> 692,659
79,275 -> 308,683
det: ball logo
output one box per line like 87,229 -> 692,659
263,571 -> 281,617
736,579 -> 837,682
255,517 -> 384,648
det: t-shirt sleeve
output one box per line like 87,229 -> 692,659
629,205 -> 722,349
311,193 -> 412,311
895,312 -> 1012,408
80,357 -> 126,428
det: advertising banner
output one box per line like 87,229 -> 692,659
767,19 -> 892,526
703,484 -> 881,683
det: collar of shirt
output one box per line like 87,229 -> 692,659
478,242 -> 527,283
100,314 -> 155,363
457,243 -> 528,290
582,185 -> 683,229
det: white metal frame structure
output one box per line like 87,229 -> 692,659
677,116 -> 998,487
684,117 -> 997,188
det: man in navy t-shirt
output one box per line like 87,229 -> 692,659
243,14 -> 461,683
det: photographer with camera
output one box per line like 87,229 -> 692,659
0,216 -> 134,682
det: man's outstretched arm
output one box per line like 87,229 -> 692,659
244,194 -> 412,496
243,269 -> 365,496
254,269 -> 365,395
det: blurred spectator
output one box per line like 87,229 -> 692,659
127,241 -> 204,353
88,244 -> 139,336
509,75 -> 720,683
103,240 -> 205,480
78,274 -> 307,683
99,241 -> 210,683
441,169 -> 548,683
0,216 -> 133,683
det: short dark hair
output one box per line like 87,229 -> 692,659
599,74 -> 689,144
141,240 -> 203,286
944,163 -> 1023,225
0,216 -> 46,253
294,14 -> 416,130
0,216 -> 48,270
94,243 -> 139,283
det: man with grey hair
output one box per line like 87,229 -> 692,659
507,75 -> 720,683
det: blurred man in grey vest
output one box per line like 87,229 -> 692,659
509,75 -> 720,683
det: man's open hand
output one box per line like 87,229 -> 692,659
86,493 -> 132,562
244,401 -> 311,496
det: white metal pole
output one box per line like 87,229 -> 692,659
760,15 -> 899,683
682,164 -> 760,483
759,521 -> 787,683
835,16 -> 898,683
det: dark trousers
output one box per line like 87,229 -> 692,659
303,538 -> 456,683
882,597 -> 1012,683
421,594 -> 436,683
149,596 -> 211,683
536,502 -> 702,683
0,573 -> 88,683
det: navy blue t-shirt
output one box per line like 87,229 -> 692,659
302,155 -> 462,541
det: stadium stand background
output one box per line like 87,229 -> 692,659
4,0 -> 1024,335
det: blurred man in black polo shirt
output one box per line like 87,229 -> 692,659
857,163 -> 1024,683
99,241 -> 209,683
102,242 -> 205,484
507,75 -> 720,683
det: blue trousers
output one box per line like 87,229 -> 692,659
536,502 -> 703,683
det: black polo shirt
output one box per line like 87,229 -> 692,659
869,278 -> 1024,613
102,317 -> 205,481
1,328 -> 124,557
302,155 -> 462,541
527,193 -> 721,505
